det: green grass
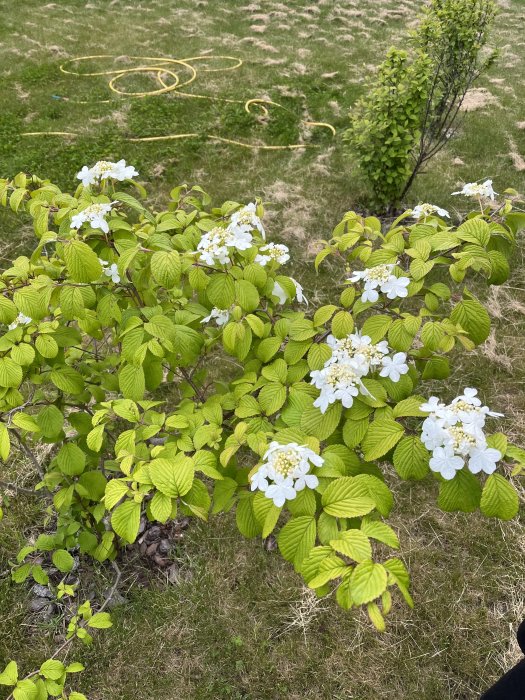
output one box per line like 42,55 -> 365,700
1,0 -> 525,698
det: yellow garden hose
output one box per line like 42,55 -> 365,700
21,54 -> 336,149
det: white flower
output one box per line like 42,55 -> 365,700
71,202 -> 114,234
8,312 -> 32,331
272,281 -> 288,305
420,388 -> 503,479
468,446 -> 501,475
196,226 -> 253,266
103,263 -> 120,284
99,259 -> 120,283
254,242 -> 290,266
76,159 -> 139,187
310,332 -> 406,413
311,360 -> 365,412
265,477 -> 297,508
411,203 -> 450,220
272,278 -> 308,305
348,261 -> 410,304
201,307 -> 230,327
250,442 -> 324,507
361,285 -> 379,303
292,278 -> 308,305
381,275 -> 410,300
451,179 -> 496,201
250,465 -> 269,492
379,352 -> 409,382
429,446 -> 465,480
228,202 -> 265,239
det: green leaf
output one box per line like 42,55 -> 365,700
0,661 -> 18,686
87,612 -> 113,629
361,419 -> 404,461
456,218 -> 490,247
342,418 -> 369,449
235,279 -> 260,312
150,250 -> 181,288
0,357 -> 23,388
301,402 -> 342,441
361,315 -> 393,342
149,491 -> 173,523
350,561 -> 388,605
119,364 -> 145,401
0,297 -> 17,324
256,337 -> 281,362
36,405 -> 64,438
331,310 -> 354,338
235,494 -> 261,538
0,423 -> 10,461
56,443 -> 86,476
86,424 -> 105,452
258,382 -> 286,416
450,298 -> 490,345
307,343 -> 332,370
480,474 -> 519,520
39,660 -> 65,680
13,679 -> 39,700
63,240 -> 102,282
252,492 -> 281,537
50,366 -> 84,394
361,519 -> 399,549
111,499 -> 141,543
104,480 -> 129,509
277,516 -> 316,570
438,470 -> 481,513
51,549 -> 74,573
367,601 -> 386,632
421,356 -> 450,380
181,479 -> 211,520
392,396 -> 426,418
35,334 -> 58,359
321,477 -> 376,518
330,530 -> 372,562
393,436 -> 429,480
207,274 -> 235,309
149,454 -> 194,498
420,321 -> 445,351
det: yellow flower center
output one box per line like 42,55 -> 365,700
273,449 -> 301,477
449,426 -> 476,449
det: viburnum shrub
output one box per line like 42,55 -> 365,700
0,163 -> 524,672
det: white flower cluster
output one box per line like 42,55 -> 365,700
310,332 -> 409,413
272,278 -> 307,305
201,307 -> 230,327
196,203 -> 265,266
421,388 -> 503,480
98,259 -> 120,284
349,262 -> 410,304
8,312 -> 32,331
71,202 -> 114,234
452,179 -> 496,201
76,160 -> 138,188
250,442 -> 324,507
229,202 -> 265,240
196,225 -> 253,265
411,203 -> 450,220
255,242 -> 290,266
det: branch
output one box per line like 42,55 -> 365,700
0,480 -> 49,497
10,429 -> 45,479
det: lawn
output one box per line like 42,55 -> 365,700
1,0 -> 525,698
